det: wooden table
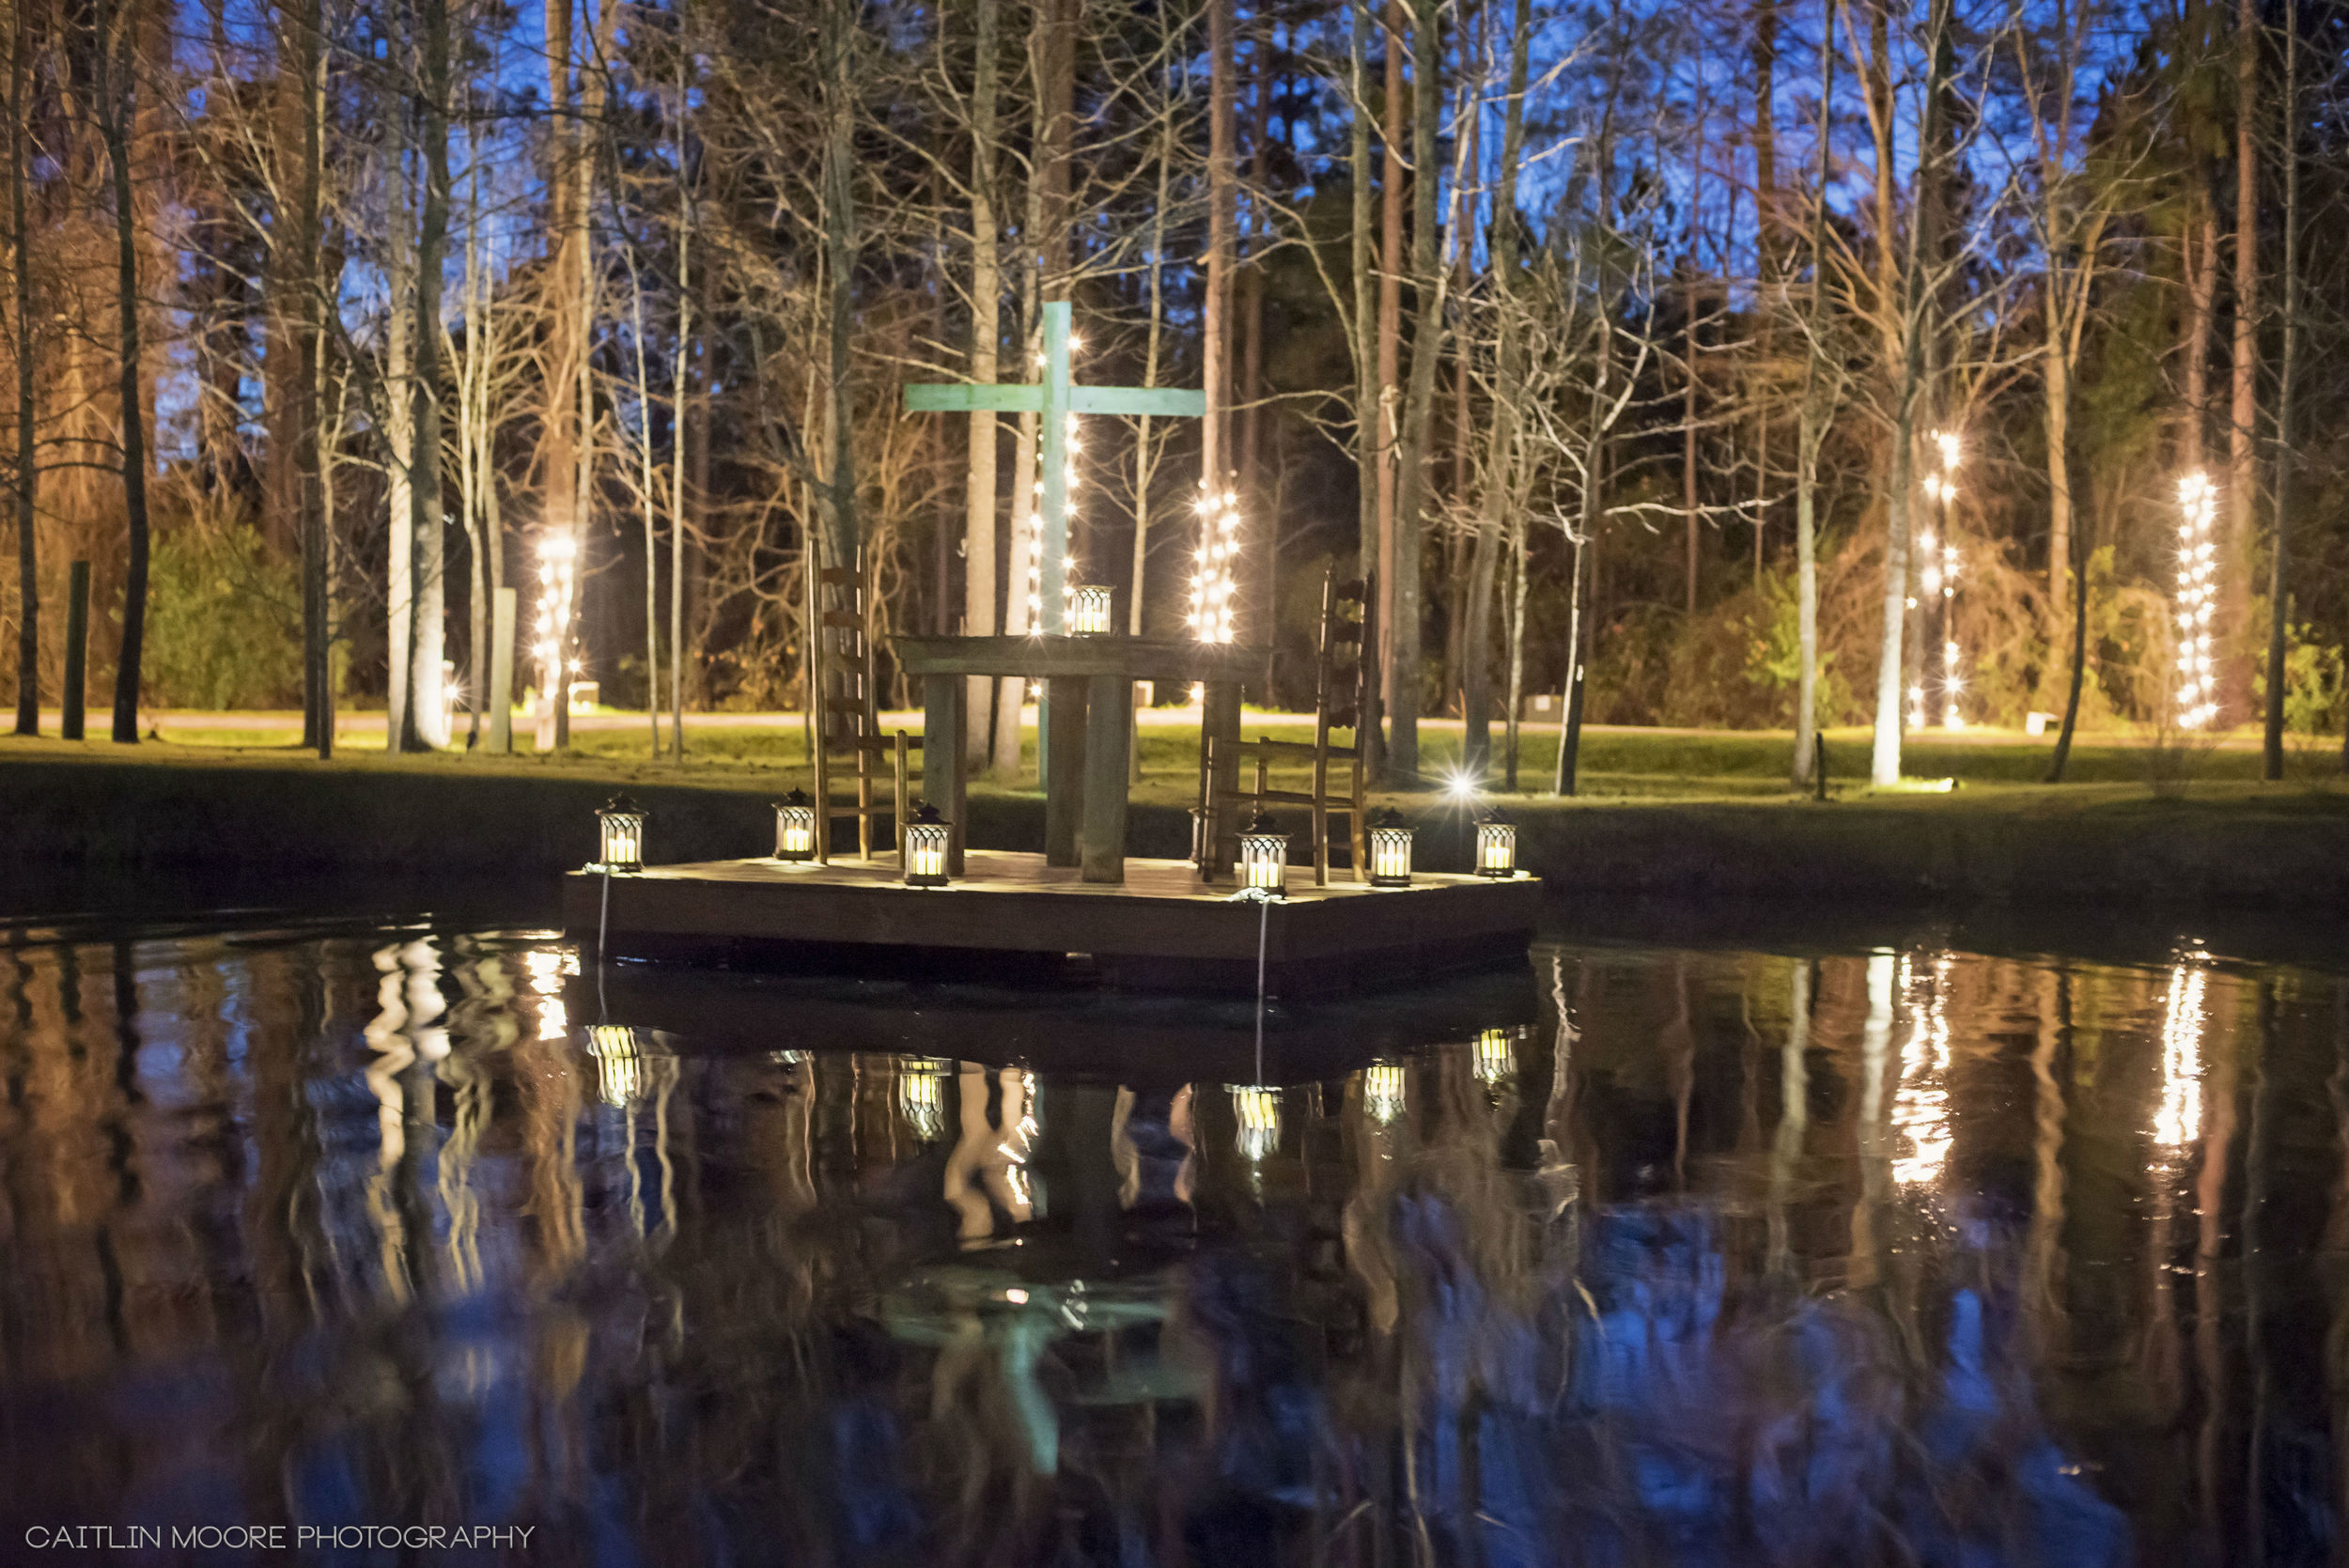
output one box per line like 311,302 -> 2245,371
892,634 -> 1264,884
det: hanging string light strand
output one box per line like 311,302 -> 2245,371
2173,471 -> 2219,730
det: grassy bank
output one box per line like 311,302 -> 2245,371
5,732 -> 2347,912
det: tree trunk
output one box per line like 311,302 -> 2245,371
670,16 -> 692,760
384,93 -> 416,753
964,0 -> 1000,766
627,244 -> 661,753
2183,209 -> 2216,476
1868,0 -> 1951,787
539,0 -> 578,743
1789,0 -> 1830,788
2225,0 -> 2257,726
1376,0 -> 1404,761
2268,6 -> 2295,779
11,2 -> 35,737
1205,0 -> 1233,489
97,0 -> 149,743
1388,0 -> 1448,781
1684,114 -> 1703,618
1463,0 -> 1530,773
819,0 -> 858,572
409,0 -> 452,751
1348,0 -> 1382,776
1131,112 -> 1174,637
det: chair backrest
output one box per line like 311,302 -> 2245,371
1315,571 -> 1374,739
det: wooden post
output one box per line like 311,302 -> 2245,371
1037,304 -> 1070,633
1081,672 -> 1132,882
60,560 -> 87,740
1043,675 -> 1086,865
1202,678 -> 1242,877
894,729 -> 910,864
922,669 -> 968,874
488,586 -> 516,753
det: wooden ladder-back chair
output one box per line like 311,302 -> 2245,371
808,555 -> 918,864
1199,569 -> 1377,884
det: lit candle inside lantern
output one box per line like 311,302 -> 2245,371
1237,810 -> 1287,896
1473,809 -> 1517,878
1069,582 -> 1113,636
773,787 -> 817,862
1367,806 -> 1414,887
595,795 -> 647,873
904,800 -> 951,887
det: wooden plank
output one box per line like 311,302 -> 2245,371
1042,676 -> 1086,867
1067,386 -> 1207,418
905,382 -> 1047,414
1081,674 -> 1133,883
891,634 -> 1265,682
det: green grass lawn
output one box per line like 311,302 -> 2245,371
34,707 -> 2346,814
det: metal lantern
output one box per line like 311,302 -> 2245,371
596,795 -> 647,873
1229,1083 -> 1282,1163
1069,582 -> 1114,636
1473,1027 -> 1517,1086
1237,810 -> 1288,896
1363,1060 -> 1408,1126
1367,807 -> 1414,888
904,800 -> 951,887
773,787 -> 817,862
897,1056 -> 951,1142
1474,808 -> 1517,878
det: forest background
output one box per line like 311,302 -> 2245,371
2,0 -> 2343,790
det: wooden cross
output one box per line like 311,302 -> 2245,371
906,301 -> 1206,634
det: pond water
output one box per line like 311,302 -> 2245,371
2,902 -> 2344,1566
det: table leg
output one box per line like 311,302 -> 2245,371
1043,676 -> 1087,867
1081,675 -> 1132,883
923,672 -> 967,874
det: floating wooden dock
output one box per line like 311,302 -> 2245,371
565,850 -> 1541,997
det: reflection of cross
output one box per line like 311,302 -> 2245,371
906,301 -> 1206,634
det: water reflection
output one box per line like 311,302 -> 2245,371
4,920 -> 2346,1562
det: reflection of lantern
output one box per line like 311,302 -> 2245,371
1473,809 -> 1517,878
1363,1060 -> 1408,1126
586,1024 -> 646,1106
596,795 -> 647,872
1238,810 -> 1287,896
773,788 -> 816,862
1069,583 -> 1114,636
897,1056 -> 950,1142
905,800 -> 951,887
1473,1028 -> 1517,1085
1229,1083 -> 1281,1163
1367,807 -> 1414,888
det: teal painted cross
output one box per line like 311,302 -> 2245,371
906,301 -> 1206,634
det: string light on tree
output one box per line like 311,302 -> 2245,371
1188,480 -> 1240,643
1921,430 -> 1964,730
534,532 -> 579,712
2174,471 -> 2219,730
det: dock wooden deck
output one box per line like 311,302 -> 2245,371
564,850 -> 1541,996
